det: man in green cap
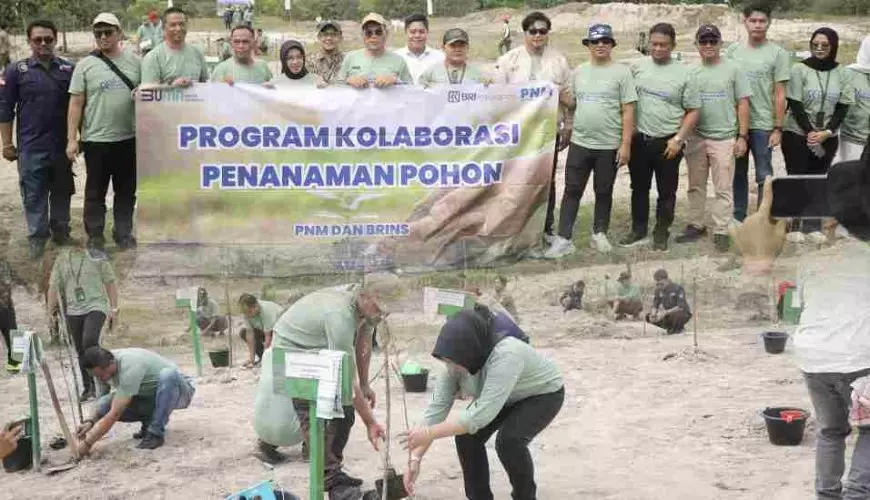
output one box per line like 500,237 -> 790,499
418,28 -> 485,86
310,20 -> 345,87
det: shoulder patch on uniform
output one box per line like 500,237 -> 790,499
17,61 -> 28,72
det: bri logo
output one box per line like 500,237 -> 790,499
518,85 -> 553,100
447,90 -> 477,103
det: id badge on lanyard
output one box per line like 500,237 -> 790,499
70,251 -> 87,302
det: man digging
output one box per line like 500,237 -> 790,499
646,268 -> 692,334
238,293 -> 283,368
75,346 -> 195,452
610,271 -> 643,320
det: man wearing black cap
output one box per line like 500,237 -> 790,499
678,24 -> 751,252
418,28 -> 484,86
310,20 -> 344,87
735,168 -> 870,499
545,23 -> 637,258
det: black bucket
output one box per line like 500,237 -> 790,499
208,349 -> 230,368
375,468 -> 408,500
762,407 -> 809,446
762,331 -> 789,354
2,435 -> 32,473
402,369 -> 429,393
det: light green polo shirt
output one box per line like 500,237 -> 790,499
693,60 -> 753,140
842,68 -> 870,144
69,50 -> 142,142
570,61 -> 638,149
418,63 -> 485,86
141,43 -> 209,84
336,49 -> 412,85
49,248 -> 115,316
243,299 -> 284,332
111,348 -> 178,399
632,57 -> 700,138
210,57 -> 272,84
424,337 -> 563,434
615,282 -> 641,301
786,64 -> 854,136
725,41 -> 791,131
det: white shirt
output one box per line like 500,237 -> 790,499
794,241 -> 870,373
394,46 -> 444,84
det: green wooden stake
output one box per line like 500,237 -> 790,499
28,371 -> 41,472
308,406 -> 324,500
189,308 -> 204,377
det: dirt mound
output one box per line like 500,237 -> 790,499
548,2 -> 734,34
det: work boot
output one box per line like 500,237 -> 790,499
133,421 -> 151,439
137,433 -> 164,450
674,224 -> 707,244
713,234 -> 730,252
328,471 -> 364,489
255,439 -> 288,464
619,232 -> 648,247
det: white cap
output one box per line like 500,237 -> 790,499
92,12 -> 122,28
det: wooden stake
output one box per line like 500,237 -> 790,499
224,282 -> 234,368
381,319 -> 394,500
692,277 -> 699,351
41,361 -> 80,461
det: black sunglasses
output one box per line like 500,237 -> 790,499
31,36 -> 55,45
93,28 -> 116,38
697,39 -> 719,46
527,28 -> 549,36
589,39 -> 613,46
364,28 -> 384,37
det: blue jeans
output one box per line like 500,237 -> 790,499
732,129 -> 773,221
17,150 -> 73,242
96,368 -> 195,438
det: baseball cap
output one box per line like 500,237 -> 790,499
828,160 -> 870,241
361,12 -> 388,29
443,28 -> 469,45
93,12 -> 122,28
317,19 -> 342,33
695,24 -> 722,41
583,23 -> 615,45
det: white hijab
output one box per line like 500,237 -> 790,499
849,36 -> 870,73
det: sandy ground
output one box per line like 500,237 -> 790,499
0,3 -> 864,498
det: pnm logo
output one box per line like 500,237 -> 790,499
447,90 -> 476,103
519,86 -> 554,100
140,88 -> 186,102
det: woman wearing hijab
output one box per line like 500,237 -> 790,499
837,36 -> 870,163
782,27 -> 853,241
401,306 -> 563,499
271,40 -> 317,86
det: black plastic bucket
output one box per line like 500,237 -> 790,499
762,331 -> 789,354
2,435 -> 32,473
762,407 -> 809,446
208,349 -> 230,368
375,468 -> 409,500
402,369 -> 429,393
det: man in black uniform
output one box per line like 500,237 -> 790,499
646,268 -> 691,333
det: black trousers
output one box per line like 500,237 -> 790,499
67,311 -> 106,392
455,387 -> 564,500
239,327 -> 265,360
628,133 -> 682,236
543,139 -> 560,236
82,138 -> 137,244
558,144 -> 618,238
293,400 -> 356,491
781,131 -> 838,233
1,306 -> 17,365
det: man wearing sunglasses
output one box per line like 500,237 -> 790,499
337,12 -> 411,89
0,20 -> 76,260
141,7 -> 208,88
546,23 -> 637,258
494,12 -> 573,251
67,13 -> 142,253
680,24 -> 751,253
310,20 -> 345,88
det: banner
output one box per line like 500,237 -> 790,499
135,83 -> 557,276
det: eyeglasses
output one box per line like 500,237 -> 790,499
320,30 -> 340,38
811,42 -> 830,49
31,36 -> 55,45
364,28 -> 384,37
93,28 -> 116,38
589,39 -> 613,46
527,28 -> 549,36
697,39 -> 719,46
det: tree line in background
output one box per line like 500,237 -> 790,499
2,0 -> 870,35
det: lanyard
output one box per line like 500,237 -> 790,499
814,69 -> 832,114
447,64 -> 466,84
68,251 -> 86,286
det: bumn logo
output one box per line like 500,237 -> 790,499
140,88 -> 185,102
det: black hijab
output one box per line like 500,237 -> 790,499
280,40 -> 308,80
803,27 -> 839,72
432,307 -> 505,375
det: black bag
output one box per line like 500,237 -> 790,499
89,50 -> 136,91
